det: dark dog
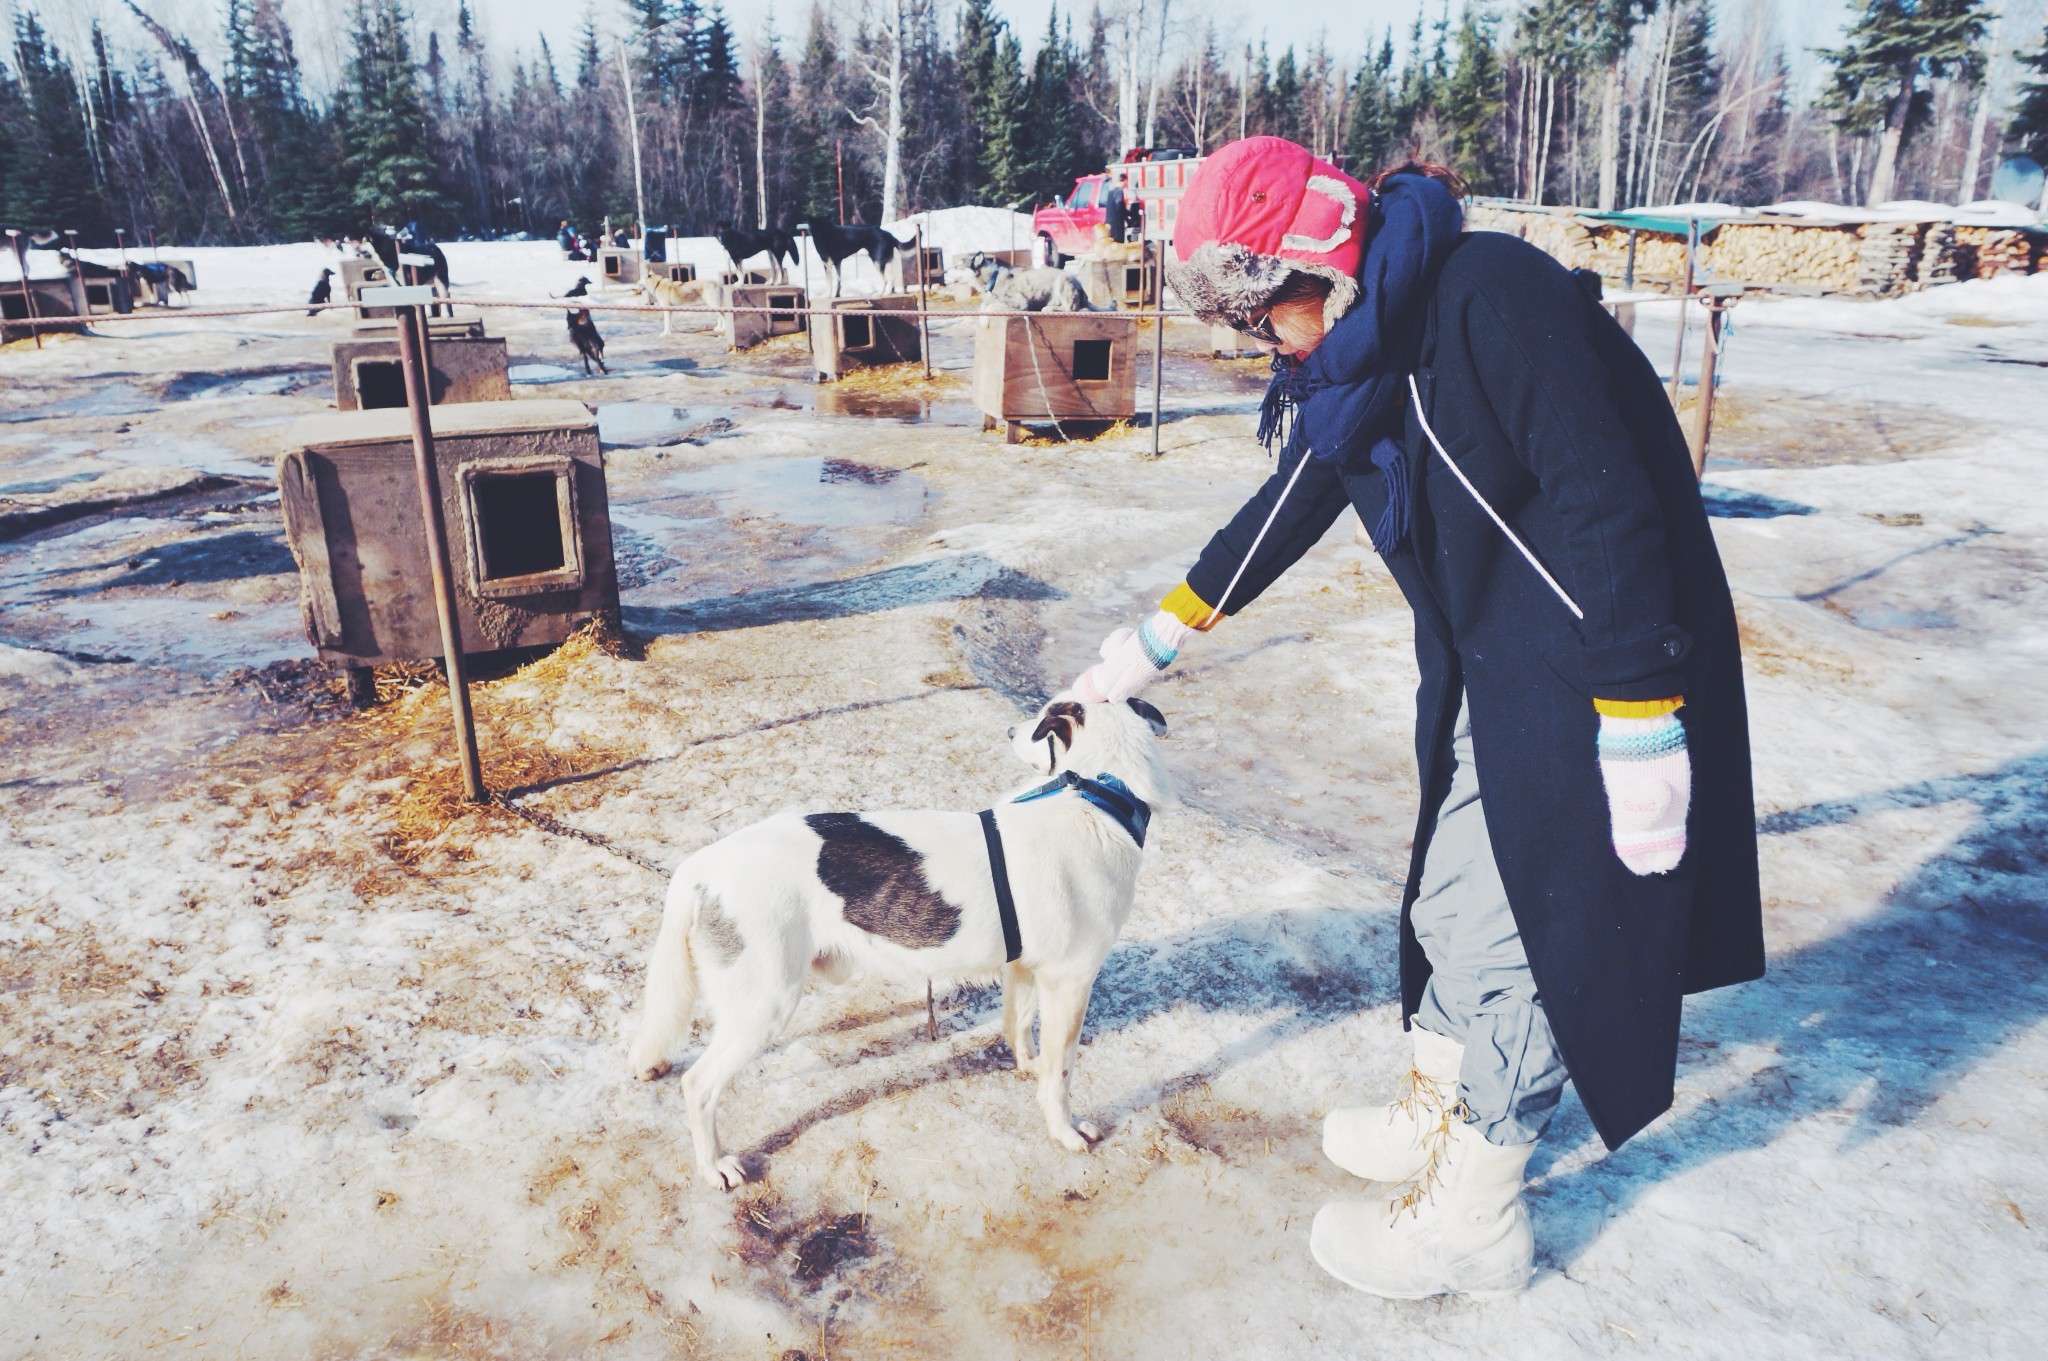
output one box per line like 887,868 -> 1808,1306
805,221 -> 913,297
713,222 -> 798,284
562,277 -> 607,375
367,227 -> 451,295
307,268 -> 333,315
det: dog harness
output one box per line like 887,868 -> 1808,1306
979,773 -> 1151,964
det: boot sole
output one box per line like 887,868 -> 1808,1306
1309,1233 -> 1530,1302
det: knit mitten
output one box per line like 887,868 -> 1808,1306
1596,711 -> 1690,875
1073,610 -> 1191,704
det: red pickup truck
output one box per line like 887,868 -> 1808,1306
1032,148 -> 1203,266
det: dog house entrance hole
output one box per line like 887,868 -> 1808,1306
86,281 -> 116,308
1,294 -> 29,320
1071,338 -> 1113,382
472,472 -> 567,579
603,254 -> 624,278
769,291 -> 801,324
1122,265 -> 1144,295
354,359 -> 407,409
841,313 -> 874,350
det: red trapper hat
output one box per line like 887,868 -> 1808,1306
1168,136 -> 1373,332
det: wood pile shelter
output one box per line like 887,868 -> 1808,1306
331,333 -> 510,411
973,312 -> 1137,443
810,295 -> 921,380
1468,200 -> 2047,297
275,400 -> 618,672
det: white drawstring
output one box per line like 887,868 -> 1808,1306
1406,373 -> 1585,621
1198,374 -> 1585,628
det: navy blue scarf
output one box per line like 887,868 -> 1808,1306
1255,174 -> 1463,553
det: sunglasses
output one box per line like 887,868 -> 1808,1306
1232,310 -> 1282,345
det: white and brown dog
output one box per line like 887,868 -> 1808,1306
629,693 -> 1170,1189
636,274 -> 725,335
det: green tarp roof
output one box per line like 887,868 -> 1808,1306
1572,210 -> 1721,237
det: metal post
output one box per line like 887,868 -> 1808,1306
1688,299 -> 1726,480
63,231 -> 83,303
115,227 -> 129,272
915,222 -> 932,381
1624,229 -> 1637,289
1149,240 -> 1164,459
395,301 -> 486,804
6,231 -> 41,350
615,41 -> 647,246
836,141 -> 846,223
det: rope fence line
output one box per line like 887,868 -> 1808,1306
2,290 -> 1701,332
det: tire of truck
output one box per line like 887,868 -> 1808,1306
1038,233 -> 1063,270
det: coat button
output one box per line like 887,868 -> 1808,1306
1663,639 -> 1682,656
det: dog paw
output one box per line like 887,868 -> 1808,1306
1074,1119 -> 1102,1144
633,1059 -> 672,1082
1052,1124 -> 1095,1153
700,1156 -> 747,1191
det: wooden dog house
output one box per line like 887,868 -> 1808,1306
597,247 -> 643,287
353,317 -> 487,341
887,246 -> 945,290
646,260 -> 697,284
719,266 -> 777,287
339,258 -> 395,318
723,283 -> 807,348
972,312 -> 1137,443
810,294 -> 921,380
330,334 -> 511,411
275,400 -> 618,674
82,274 -> 134,315
1,274 -> 87,342
1209,324 -> 1262,358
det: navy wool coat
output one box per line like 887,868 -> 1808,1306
1184,230 -> 1765,1150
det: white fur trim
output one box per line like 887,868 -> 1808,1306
1280,175 -> 1360,255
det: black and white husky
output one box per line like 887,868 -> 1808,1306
629,693 -> 1171,1189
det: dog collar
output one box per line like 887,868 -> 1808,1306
1009,771 -> 1151,849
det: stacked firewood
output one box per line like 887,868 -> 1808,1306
1952,226 -> 2043,278
1854,222 -> 1925,296
1920,223 -> 1961,287
1705,223 -> 1863,292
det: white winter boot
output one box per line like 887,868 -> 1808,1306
1309,1120 -> 1536,1300
1322,1026 -> 1466,1182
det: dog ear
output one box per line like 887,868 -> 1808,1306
1029,710 -> 1072,748
1126,696 -> 1169,737
1031,700 -> 1086,750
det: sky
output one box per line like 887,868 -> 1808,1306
38,0 -> 1870,95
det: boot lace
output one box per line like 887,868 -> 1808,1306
1387,1065 -> 1472,1220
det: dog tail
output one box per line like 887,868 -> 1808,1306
629,875 -> 706,1079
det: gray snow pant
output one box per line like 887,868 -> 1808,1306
1411,694 -> 1569,1147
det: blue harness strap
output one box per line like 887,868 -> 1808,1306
1007,771 -> 1151,848
980,773 -> 1151,966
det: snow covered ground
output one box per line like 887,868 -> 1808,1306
2,238 -> 2045,1359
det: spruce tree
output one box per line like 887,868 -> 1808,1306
2006,22 -> 2048,164
1819,0 -> 1986,205
6,11 -> 103,232
1441,5 -> 1504,192
341,0 -> 449,228
1271,49 -> 1304,145
955,0 -> 1003,200
982,30 -> 1030,204
1345,32 -> 1399,175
